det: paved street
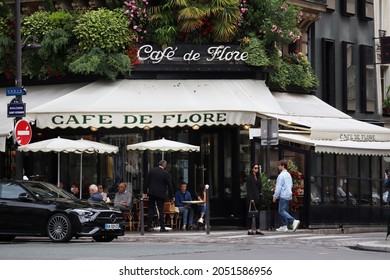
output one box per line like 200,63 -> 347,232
1,229 -> 389,260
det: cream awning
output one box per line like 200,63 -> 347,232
27,79 -> 285,129
0,83 -> 87,152
269,91 -> 390,156
279,133 -> 390,156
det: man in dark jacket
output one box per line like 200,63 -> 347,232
144,160 -> 173,232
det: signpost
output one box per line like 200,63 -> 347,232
7,98 -> 25,118
13,119 -> 32,146
6,87 -> 26,96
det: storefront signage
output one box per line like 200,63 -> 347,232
339,133 -> 376,141
50,112 -> 228,127
138,45 -> 248,64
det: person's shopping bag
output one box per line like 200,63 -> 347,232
247,201 -> 259,218
248,201 -> 259,231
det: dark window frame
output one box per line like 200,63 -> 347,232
340,0 -> 356,16
358,0 -> 374,21
342,41 -> 356,112
359,44 -> 375,113
322,38 -> 336,106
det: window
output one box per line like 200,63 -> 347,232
322,38 -> 336,106
358,0 -> 373,20
341,0 -> 356,16
0,182 -> 25,199
326,0 -> 336,12
342,42 -> 356,111
359,45 -> 375,113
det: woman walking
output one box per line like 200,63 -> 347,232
246,163 -> 263,235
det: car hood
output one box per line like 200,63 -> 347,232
42,198 -> 114,211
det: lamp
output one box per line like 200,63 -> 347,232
192,124 -> 200,130
243,124 -> 251,130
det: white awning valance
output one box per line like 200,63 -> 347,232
27,79 -> 284,129
279,133 -> 390,156
268,92 -> 390,142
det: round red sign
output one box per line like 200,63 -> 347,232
14,119 -> 32,146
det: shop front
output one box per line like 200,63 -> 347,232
1,78 -> 285,226
2,79 -> 390,228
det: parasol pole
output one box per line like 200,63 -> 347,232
57,153 -> 60,187
79,153 -> 83,199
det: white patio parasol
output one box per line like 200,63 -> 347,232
76,138 -> 119,198
126,137 -> 199,235
18,137 -> 119,196
18,137 -> 95,188
126,137 -> 200,159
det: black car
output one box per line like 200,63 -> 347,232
0,180 -> 125,242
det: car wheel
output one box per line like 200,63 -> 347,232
0,235 -> 15,242
47,213 -> 73,242
93,236 -> 115,242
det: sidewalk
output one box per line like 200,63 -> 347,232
121,226 -> 390,253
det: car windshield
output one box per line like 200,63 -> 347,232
21,181 -> 75,199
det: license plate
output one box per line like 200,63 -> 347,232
104,224 -> 120,230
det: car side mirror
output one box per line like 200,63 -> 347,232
19,193 -> 33,202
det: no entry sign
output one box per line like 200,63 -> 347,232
14,119 -> 32,146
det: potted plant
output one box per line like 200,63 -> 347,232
383,86 -> 390,116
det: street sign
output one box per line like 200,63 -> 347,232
7,102 -> 26,118
260,118 -> 279,146
14,119 -> 32,146
6,87 -> 26,96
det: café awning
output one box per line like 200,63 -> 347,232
268,92 -> 390,156
0,83 -> 87,152
27,79 -> 285,129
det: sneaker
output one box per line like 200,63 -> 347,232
182,225 -> 187,231
276,226 -> 288,232
292,220 -> 300,232
198,217 -> 204,224
247,231 -> 255,235
255,231 -> 264,235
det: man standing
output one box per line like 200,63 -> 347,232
144,160 -> 173,232
114,182 -> 132,212
273,159 -> 300,232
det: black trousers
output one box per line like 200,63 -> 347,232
147,195 -> 166,229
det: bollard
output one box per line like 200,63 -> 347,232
205,184 -> 210,234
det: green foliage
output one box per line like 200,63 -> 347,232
68,48 -> 131,80
240,36 -> 270,67
239,0 -> 301,46
21,11 -> 75,80
260,172 -> 275,209
0,6 -> 14,77
269,51 -> 319,90
21,11 -> 52,40
383,86 -> 390,109
73,8 -> 131,53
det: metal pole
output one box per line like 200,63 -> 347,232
14,0 -> 23,180
205,184 -> 210,234
140,185 -> 144,236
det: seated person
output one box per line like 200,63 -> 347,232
114,182 -> 132,212
70,182 -> 80,198
174,182 -> 194,230
195,184 -> 207,224
88,184 -> 103,202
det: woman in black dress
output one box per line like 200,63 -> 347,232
246,163 -> 263,235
